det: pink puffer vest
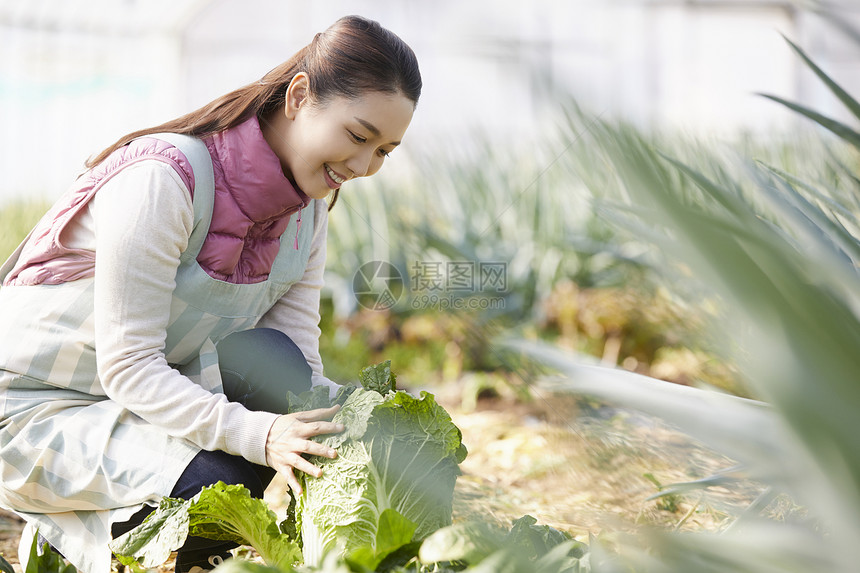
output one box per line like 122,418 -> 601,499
3,116 -> 309,287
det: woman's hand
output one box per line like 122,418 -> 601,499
265,405 -> 344,495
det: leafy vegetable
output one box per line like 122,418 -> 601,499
205,560 -> 283,573
292,362 -> 467,567
111,361 -> 471,572
287,385 -> 334,412
506,515 -> 587,561
357,360 -> 397,395
0,554 -> 14,573
418,515 -> 586,568
189,483 -> 302,568
110,483 -> 301,570
343,509 -> 416,570
18,532 -> 77,573
417,521 -> 502,565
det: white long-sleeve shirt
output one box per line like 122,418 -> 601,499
64,160 -> 337,465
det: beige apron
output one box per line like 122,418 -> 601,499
0,133 -> 315,572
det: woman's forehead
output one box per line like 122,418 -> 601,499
328,92 -> 414,141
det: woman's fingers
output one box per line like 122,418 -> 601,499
289,453 -> 325,478
266,407 -> 346,492
268,414 -> 343,443
284,468 -> 302,496
293,404 -> 341,422
295,420 -> 344,439
299,439 -> 338,459
271,446 -> 330,493
267,436 -> 338,483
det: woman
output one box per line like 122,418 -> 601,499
0,15 -> 419,573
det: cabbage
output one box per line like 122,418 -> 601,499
110,361 -> 467,572
110,482 -> 302,570
290,361 -> 468,568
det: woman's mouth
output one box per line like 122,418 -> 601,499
324,164 -> 346,188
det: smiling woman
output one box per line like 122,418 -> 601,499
260,77 -> 414,200
0,14 -> 420,573
85,14 -> 422,210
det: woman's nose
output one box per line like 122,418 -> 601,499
345,149 -> 376,178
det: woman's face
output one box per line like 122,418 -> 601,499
267,74 -> 415,200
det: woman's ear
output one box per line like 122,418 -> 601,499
285,73 -> 310,120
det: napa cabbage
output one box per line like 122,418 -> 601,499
288,361 -> 468,568
109,361 -> 467,572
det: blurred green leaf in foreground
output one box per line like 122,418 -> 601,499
507,26 -> 860,573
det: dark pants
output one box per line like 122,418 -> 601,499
111,328 -> 312,572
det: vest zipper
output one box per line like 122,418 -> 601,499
294,209 -> 303,250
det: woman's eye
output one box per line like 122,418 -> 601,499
348,129 -> 391,158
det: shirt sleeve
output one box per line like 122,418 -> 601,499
256,199 -> 340,396
91,160 -> 278,466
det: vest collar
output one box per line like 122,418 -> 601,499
205,115 -> 310,221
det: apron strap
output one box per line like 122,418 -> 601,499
146,133 -> 216,262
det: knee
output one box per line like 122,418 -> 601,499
216,328 -> 312,412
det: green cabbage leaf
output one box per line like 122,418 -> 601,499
109,482 -> 302,570
291,361 -> 467,568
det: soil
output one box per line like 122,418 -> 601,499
0,375 -> 763,571
0,509 -> 24,567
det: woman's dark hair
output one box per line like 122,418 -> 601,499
87,15 -> 421,210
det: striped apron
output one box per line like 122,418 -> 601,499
0,134 -> 316,572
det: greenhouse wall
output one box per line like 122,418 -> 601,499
1,0 -> 859,203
